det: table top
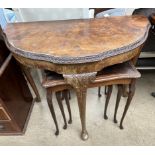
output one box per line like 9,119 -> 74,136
4,15 -> 150,64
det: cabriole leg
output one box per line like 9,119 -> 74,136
98,87 -> 102,97
56,91 -> 67,130
122,85 -> 128,97
68,90 -> 71,100
104,85 -> 113,120
63,90 -> 72,124
64,72 -> 96,141
46,90 -> 59,135
105,86 -> 107,95
114,84 -> 123,123
120,80 -> 136,129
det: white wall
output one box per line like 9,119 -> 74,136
14,8 -> 89,22
125,8 -> 136,15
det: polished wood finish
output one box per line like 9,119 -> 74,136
98,86 -> 108,97
43,62 -> 141,130
20,65 -> 41,102
101,63 -> 139,129
105,81 -> 137,129
0,106 -> 11,121
42,71 -> 72,135
0,53 -> 12,77
12,46 -> 143,74
120,79 -> 136,129
4,16 -> 150,64
94,14 -> 143,98
55,91 -> 68,129
46,89 -> 59,135
63,90 -> 72,124
0,39 -> 34,134
3,16 -> 150,140
98,87 -> 102,97
114,85 -> 123,123
104,85 -> 113,119
0,26 -> 41,99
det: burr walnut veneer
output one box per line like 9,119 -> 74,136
3,15 -> 150,140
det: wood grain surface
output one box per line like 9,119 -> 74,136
4,15 -> 150,64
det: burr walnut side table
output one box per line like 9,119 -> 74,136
3,15 -> 150,140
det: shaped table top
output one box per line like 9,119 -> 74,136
4,15 -> 150,64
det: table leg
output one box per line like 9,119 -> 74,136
76,87 -> 88,140
63,90 -> 72,124
98,87 -> 102,97
114,84 -> 123,123
104,85 -> 113,120
151,92 -> 155,97
122,85 -> 128,97
64,72 -> 96,140
120,80 -> 136,129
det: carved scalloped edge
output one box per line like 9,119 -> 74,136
4,23 -> 151,65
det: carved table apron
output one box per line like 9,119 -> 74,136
3,15 -> 150,140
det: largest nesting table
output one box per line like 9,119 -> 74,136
3,15 -> 150,140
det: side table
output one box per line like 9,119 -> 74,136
4,15 -> 150,140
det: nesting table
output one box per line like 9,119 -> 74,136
3,15 -> 150,140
